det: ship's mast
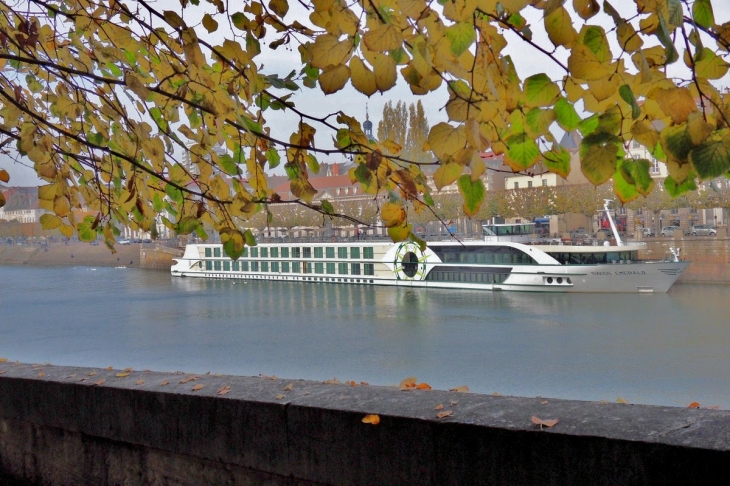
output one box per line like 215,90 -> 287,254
602,199 -> 623,246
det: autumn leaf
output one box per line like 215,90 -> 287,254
617,397 -> 629,404
531,416 -> 559,429
284,383 -> 293,391
362,414 -> 380,425
435,404 -> 444,410
37,372 -> 45,377
416,383 -> 432,390
191,384 -> 204,391
116,372 -> 130,378
161,380 -> 169,386
93,379 -> 106,386
136,379 -> 145,385
687,402 -> 701,409
276,393 -> 285,400
400,376 -> 418,390
450,386 -> 469,393
217,386 -> 231,395
0,358 -> 7,362
436,410 -> 453,419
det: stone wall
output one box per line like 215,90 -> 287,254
1,363 -> 729,485
638,236 -> 730,283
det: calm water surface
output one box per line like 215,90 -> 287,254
1,265 -> 729,408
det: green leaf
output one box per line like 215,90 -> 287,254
554,98 -> 581,132
619,85 -> 641,119
579,132 -> 621,185
618,158 -> 654,196
387,222 -> 412,242
613,168 -> 639,204
504,133 -> 540,171
165,184 -> 184,205
665,175 -> 697,197
220,227 -> 245,260
523,73 -> 560,107
445,21 -> 476,56
265,148 -> 281,169
231,12 -> 247,30
176,216 -> 200,235
305,153 -> 319,174
244,229 -> 257,246
77,216 -> 97,242
692,0 -> 715,29
689,132 -> 730,179
320,199 -> 334,214
457,175 -> 484,217
660,123 -> 693,163
542,146 -> 571,178
218,154 -> 240,176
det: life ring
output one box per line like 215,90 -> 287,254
393,241 -> 428,280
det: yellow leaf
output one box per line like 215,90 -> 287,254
436,410 -> 453,419
617,22 -> 643,53
191,384 -> 204,391
318,64 -> 350,94
362,414 -> 380,425
382,202 -> 406,227
284,383 -> 293,391
276,393 -> 285,400
0,358 -> 7,362
416,383 -> 432,390
372,53 -> 397,92
0,169 -> 8,183
136,379 -> 145,385
309,34 -> 353,69
363,24 -> 403,52
217,385 -> 231,395
428,123 -> 467,163
433,163 -> 463,191
649,87 -> 698,124
450,385 -> 469,392
269,0 -> 289,17
434,403 -> 444,410
93,379 -> 106,386
567,44 -> 614,81
202,13 -> 218,33
116,372 -> 130,378
544,6 -> 576,48
349,56 -> 377,97
617,396 -> 629,404
161,380 -> 169,386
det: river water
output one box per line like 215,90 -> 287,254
1,265 -> 729,408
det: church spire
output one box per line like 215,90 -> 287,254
363,103 -> 374,141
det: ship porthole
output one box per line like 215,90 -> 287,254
547,277 -> 553,284
402,252 -> 418,278
566,277 -> 572,284
557,277 -> 563,284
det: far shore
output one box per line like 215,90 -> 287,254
0,242 -> 151,269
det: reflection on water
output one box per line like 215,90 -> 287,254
1,266 -> 729,408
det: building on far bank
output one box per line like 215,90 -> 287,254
0,186 -> 48,223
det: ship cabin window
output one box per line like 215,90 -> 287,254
303,262 -> 311,273
205,261 -> 212,271
205,248 -> 212,257
314,247 -> 324,258
242,261 -> 249,271
214,261 -> 221,271
233,261 -> 239,271
427,268 -> 509,284
326,247 -> 335,258
271,261 -> 279,272
351,247 -> 360,259
282,262 -> 289,273
292,261 -> 300,273
271,247 -> 278,258
364,247 -> 374,259
482,224 -> 535,237
547,251 -> 638,264
433,245 -> 537,265
223,261 -> 230,271
303,247 -> 312,259
281,247 -> 289,258
364,263 -> 375,275
338,247 -> 348,259
338,262 -> 348,274
351,263 -> 361,275
251,261 -> 259,271
262,262 -> 270,272
326,262 -> 335,274
292,247 -> 300,258
214,248 -> 221,258
251,247 -> 258,258
315,262 -> 324,274
260,248 -> 268,258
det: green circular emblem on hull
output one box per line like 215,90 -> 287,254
393,242 -> 428,280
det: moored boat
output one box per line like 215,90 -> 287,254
171,203 -> 689,293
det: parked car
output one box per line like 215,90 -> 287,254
118,239 -> 131,245
659,226 -> 681,237
594,228 -> 615,239
689,224 -> 717,236
642,228 -> 655,237
570,228 -> 589,239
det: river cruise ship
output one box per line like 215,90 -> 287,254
171,205 -> 689,293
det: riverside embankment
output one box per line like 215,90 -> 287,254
0,237 -> 727,283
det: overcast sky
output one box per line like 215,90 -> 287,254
2,1 -> 729,186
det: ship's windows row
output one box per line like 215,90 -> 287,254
547,251 -> 638,265
204,246 -> 375,259
432,246 -> 537,265
204,260 -> 375,276
427,270 -> 508,284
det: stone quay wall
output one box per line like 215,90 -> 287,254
1,363 -> 729,486
637,236 -> 730,284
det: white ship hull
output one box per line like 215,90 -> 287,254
171,240 -> 688,293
